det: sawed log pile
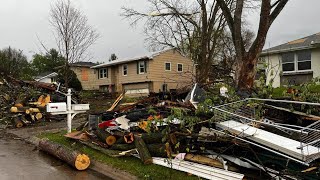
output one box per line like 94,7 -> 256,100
0,75 -> 68,129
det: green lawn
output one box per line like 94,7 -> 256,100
38,131 -> 198,180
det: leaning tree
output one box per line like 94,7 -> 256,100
50,0 -> 99,88
216,0 -> 289,91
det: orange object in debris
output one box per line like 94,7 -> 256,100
147,115 -> 154,121
124,133 -> 134,144
36,95 -> 51,107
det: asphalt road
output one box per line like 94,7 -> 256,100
0,137 -> 110,180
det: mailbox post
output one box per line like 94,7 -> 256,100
46,89 -> 90,133
67,89 -> 72,133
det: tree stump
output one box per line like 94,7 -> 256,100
39,139 -> 90,170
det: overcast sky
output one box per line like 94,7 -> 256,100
0,0 -> 319,62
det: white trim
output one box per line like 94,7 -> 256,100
99,68 -> 108,79
122,64 -> 128,76
177,63 -> 183,72
281,51 -> 312,73
138,61 -> 145,74
35,72 -> 58,81
164,62 -> 171,71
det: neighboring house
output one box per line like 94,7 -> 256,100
69,62 -> 98,90
90,49 -> 195,95
34,72 -> 58,83
260,32 -> 320,87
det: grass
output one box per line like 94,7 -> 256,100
38,131 -> 198,180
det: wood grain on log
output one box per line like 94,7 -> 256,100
39,139 -> 90,170
134,135 -> 153,165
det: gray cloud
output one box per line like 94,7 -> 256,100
0,0 -> 319,62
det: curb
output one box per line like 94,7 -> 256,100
8,129 -> 137,180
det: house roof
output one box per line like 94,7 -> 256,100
91,48 -> 175,69
70,61 -> 98,67
261,32 -> 320,55
34,72 -> 58,81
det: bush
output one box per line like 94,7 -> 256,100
57,68 -> 82,91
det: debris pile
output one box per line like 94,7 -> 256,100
65,85 -> 320,179
0,75 -> 69,129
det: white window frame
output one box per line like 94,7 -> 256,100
99,68 -> 107,79
165,62 -> 171,71
177,63 -> 183,72
139,61 -> 145,74
281,51 -> 312,74
123,64 -> 128,76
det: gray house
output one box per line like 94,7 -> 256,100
260,32 -> 320,87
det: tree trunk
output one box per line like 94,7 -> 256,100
95,129 -> 117,146
12,116 -> 24,128
39,139 -> 90,170
134,135 -> 153,164
237,53 -> 258,91
197,62 -> 211,84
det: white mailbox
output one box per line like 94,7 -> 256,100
47,89 -> 90,133
47,102 -> 67,113
72,104 -> 90,111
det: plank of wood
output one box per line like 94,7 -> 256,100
107,93 -> 123,111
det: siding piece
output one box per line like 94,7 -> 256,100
152,157 -> 244,180
216,120 -> 320,163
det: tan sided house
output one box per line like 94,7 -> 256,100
69,62 -> 98,90
90,49 -> 195,95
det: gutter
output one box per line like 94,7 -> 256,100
261,42 -> 320,56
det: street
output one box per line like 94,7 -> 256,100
0,132 -> 110,180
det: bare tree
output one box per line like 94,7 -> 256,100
50,0 -> 99,88
216,0 -> 289,91
122,0 -> 236,84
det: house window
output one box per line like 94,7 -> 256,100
297,50 -> 311,70
282,50 -> 311,72
123,64 -> 128,76
165,62 -> 171,71
139,61 -> 145,74
177,63 -> 183,72
282,53 -> 295,72
99,68 -> 108,78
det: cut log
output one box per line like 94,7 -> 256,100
140,132 -> 164,144
25,108 -> 40,114
134,135 -> 153,165
124,133 -> 134,143
95,129 -> 117,146
12,117 -> 24,128
10,106 -> 28,113
39,139 -> 90,170
110,144 -> 135,151
35,113 -> 43,120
